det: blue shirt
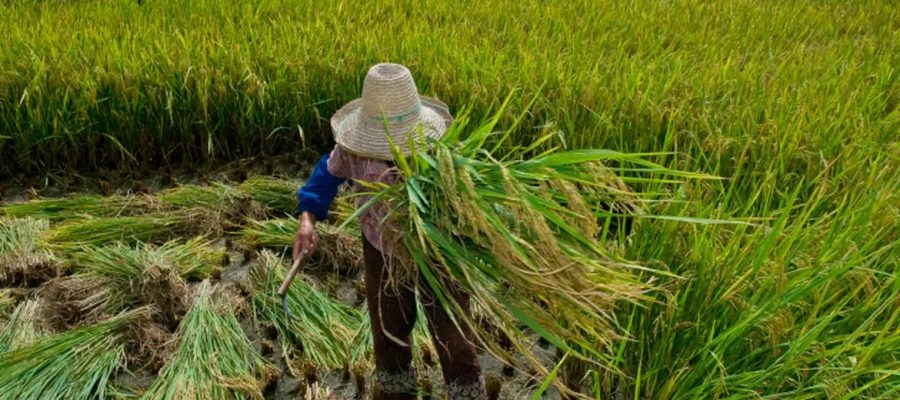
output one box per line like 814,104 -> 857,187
294,153 -> 346,220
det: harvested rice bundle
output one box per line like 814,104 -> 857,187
158,183 -> 243,210
0,194 -> 157,222
39,239 -> 223,368
158,183 -> 265,222
0,300 -> 45,353
42,238 -> 222,333
42,209 -> 220,251
142,281 -> 275,400
357,112 -> 709,373
238,176 -> 303,214
41,275 -> 184,369
0,308 -> 147,400
0,290 -> 13,314
0,217 -> 58,286
251,251 -> 362,373
67,237 -> 226,280
242,218 -> 361,270
238,176 -> 356,218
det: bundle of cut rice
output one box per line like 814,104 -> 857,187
0,217 -> 58,286
350,111 -> 709,376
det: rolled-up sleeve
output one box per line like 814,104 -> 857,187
294,151 -> 347,220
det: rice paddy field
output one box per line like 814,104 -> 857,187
0,0 -> 898,399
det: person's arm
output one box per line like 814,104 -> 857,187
294,153 -> 347,221
293,152 -> 346,259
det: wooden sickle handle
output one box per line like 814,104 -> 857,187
277,253 -> 305,296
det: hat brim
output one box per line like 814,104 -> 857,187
331,96 -> 453,160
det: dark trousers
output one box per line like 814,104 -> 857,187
363,236 -> 486,400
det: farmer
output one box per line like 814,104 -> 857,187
292,63 -> 486,400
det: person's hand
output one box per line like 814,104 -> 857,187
293,211 -> 319,261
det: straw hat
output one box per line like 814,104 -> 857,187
332,63 -> 452,160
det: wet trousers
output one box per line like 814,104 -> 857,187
363,236 -> 486,400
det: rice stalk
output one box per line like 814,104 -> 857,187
242,218 -> 361,271
142,281 -> 275,400
357,111 -> 714,377
0,307 -> 147,400
0,299 -> 45,353
0,217 -> 58,286
251,250 -> 363,372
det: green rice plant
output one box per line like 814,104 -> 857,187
242,218 -> 361,270
0,217 -> 57,286
2,0 -> 895,199
0,299 -> 45,353
42,209 -> 218,251
600,175 -> 900,399
0,307 -> 147,400
251,250 -> 362,372
0,194 -> 156,222
352,110 -> 714,379
142,281 -> 275,400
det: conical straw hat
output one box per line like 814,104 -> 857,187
331,63 -> 452,160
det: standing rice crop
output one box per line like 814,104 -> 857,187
142,281 -> 274,400
0,217 -> 57,286
251,251 -> 362,373
0,307 -> 147,400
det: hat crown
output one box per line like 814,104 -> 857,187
331,63 -> 452,160
359,63 -> 422,124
